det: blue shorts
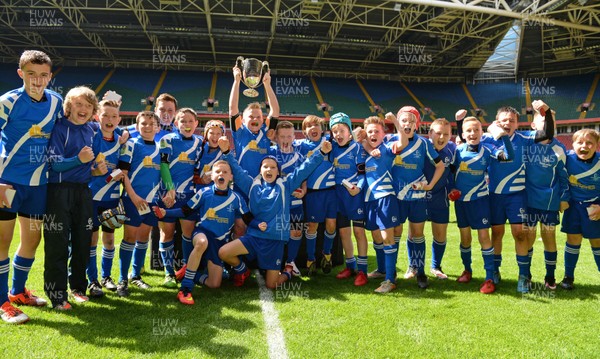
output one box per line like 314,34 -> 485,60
336,185 -> 365,221
489,191 -> 527,225
455,197 -> 491,230
122,196 -> 158,227
239,235 -> 285,271
561,201 -> 600,239
0,180 -> 47,217
398,199 -> 428,224
193,229 -> 226,268
92,199 -> 120,228
159,192 -> 196,223
365,196 -> 400,231
427,205 -> 450,224
305,188 -> 337,222
525,207 -> 560,227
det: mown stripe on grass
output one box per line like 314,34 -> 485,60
255,270 -> 289,359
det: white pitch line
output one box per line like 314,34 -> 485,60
255,270 -> 289,359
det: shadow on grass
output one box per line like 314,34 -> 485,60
29,283 -> 262,357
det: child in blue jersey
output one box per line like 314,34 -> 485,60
328,113 -> 370,286
424,118 -> 456,280
116,111 -> 175,297
387,107 -> 445,290
362,116 -> 407,293
217,136 -> 332,289
157,108 -> 202,288
126,93 -> 178,140
449,117 -> 514,294
269,121 -> 306,277
559,129 -> 600,290
153,160 -> 250,305
228,66 -> 279,239
194,120 -> 226,190
173,119 -> 226,283
296,115 -> 337,275
477,105 -> 552,289
0,51 -> 63,323
228,66 -> 279,178
523,100 -> 569,292
86,99 -> 126,297
44,86 -> 99,309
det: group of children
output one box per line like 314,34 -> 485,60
1,50 -> 600,325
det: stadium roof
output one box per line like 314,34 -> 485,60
1,0 -> 599,82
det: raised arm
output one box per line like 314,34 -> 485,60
218,136 -> 253,195
229,66 -> 243,130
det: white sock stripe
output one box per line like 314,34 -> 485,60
255,270 -> 289,359
373,243 -> 384,250
460,247 -> 472,253
135,242 -> 149,249
345,257 -> 356,264
120,241 -> 135,249
357,258 -> 368,264
0,263 -> 9,273
290,235 -> 302,241
565,247 -> 580,254
89,251 -> 97,257
433,239 -> 446,246
182,236 -> 192,243
159,244 -> 175,252
412,236 -> 425,244
237,262 -> 246,272
325,231 -> 336,238
12,264 -> 31,272
305,232 -> 317,240
481,248 -> 494,255
184,273 -> 196,280
394,236 -> 401,243
384,248 -> 398,254
545,260 -> 557,265
592,250 -> 600,255
102,251 -> 115,259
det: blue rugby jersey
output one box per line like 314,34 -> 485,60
160,132 -> 202,194
482,131 -> 534,194
452,142 -> 509,201
388,134 -> 440,201
224,149 -> 325,241
331,140 -> 367,189
564,151 -> 600,203
364,142 -> 396,202
90,130 -> 123,201
232,122 -> 271,178
524,138 -> 569,211
48,117 -> 95,184
0,87 -> 63,185
120,137 -> 162,202
195,142 -> 223,189
296,137 -> 335,190
269,146 -> 305,210
424,140 -> 456,198
184,185 -> 248,241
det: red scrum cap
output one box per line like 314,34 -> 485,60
397,106 -> 421,128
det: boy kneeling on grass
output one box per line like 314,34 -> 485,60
217,136 -> 332,289
153,160 -> 249,305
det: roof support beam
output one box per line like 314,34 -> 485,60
313,0 -> 356,67
393,0 -> 600,32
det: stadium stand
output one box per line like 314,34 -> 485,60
360,79 -> 418,117
408,82 -> 472,120
313,78 -> 372,118
101,68 -> 163,112
157,70 -> 213,111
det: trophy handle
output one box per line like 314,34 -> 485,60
260,61 -> 270,85
236,56 -> 244,70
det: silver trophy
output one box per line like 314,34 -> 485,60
236,56 -> 269,98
